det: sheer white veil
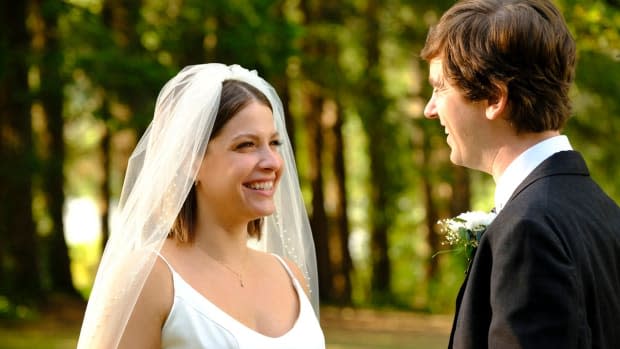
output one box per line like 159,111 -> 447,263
77,63 -> 319,349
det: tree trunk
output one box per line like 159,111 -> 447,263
305,92 -> 333,302
368,158 -> 391,300
329,102 -> 353,304
299,0 -> 339,304
99,0 -> 142,250
36,0 -> 80,297
0,0 -> 42,303
271,76 -> 296,153
99,107 -> 111,252
421,130 -> 440,280
451,166 -> 471,216
361,0 -> 392,302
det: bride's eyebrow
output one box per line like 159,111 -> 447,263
230,131 -> 279,141
230,133 -> 258,142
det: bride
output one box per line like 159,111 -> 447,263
77,64 -> 325,348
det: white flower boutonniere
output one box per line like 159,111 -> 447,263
436,210 -> 497,257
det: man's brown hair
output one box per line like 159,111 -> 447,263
421,0 -> 576,133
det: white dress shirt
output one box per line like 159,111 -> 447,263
494,135 -> 573,213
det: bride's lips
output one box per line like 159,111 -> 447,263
244,181 -> 274,190
243,180 -> 276,195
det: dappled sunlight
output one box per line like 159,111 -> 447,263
63,197 -> 116,297
64,197 -> 100,245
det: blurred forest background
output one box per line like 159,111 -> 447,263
1,0 -> 619,330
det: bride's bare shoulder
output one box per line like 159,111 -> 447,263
139,247 -> 174,317
117,246 -> 173,348
253,250 -> 310,295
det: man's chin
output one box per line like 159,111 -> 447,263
449,152 -> 464,167
449,155 -> 477,171
450,154 -> 489,174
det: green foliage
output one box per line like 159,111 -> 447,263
0,296 -> 38,321
4,0 -> 619,315
560,0 -> 620,200
568,51 -> 620,199
68,242 -> 100,299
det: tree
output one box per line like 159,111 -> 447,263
324,99 -> 354,304
560,0 -> 620,200
359,0 -> 398,303
0,0 -> 42,304
35,0 -> 80,296
298,0 -> 354,304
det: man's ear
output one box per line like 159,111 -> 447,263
485,83 -> 508,120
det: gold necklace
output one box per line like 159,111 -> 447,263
203,250 -> 247,287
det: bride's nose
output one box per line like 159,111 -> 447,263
259,147 -> 282,171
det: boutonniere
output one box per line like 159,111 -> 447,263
435,210 -> 497,257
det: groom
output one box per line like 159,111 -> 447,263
420,0 -> 620,348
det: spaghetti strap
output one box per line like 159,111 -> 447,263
156,251 -> 174,273
271,253 -> 299,284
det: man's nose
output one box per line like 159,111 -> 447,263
424,96 -> 438,119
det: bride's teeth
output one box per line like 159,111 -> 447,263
247,182 -> 273,190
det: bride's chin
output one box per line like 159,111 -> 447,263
249,205 -> 276,219
259,207 -> 276,217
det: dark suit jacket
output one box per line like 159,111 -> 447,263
449,151 -> 620,349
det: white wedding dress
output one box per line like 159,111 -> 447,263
159,254 -> 326,349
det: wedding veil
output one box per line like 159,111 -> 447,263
77,64 -> 319,348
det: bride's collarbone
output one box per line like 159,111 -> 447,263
167,248 -> 300,331
197,259 -> 300,333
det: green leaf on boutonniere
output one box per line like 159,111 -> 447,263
433,210 -> 497,259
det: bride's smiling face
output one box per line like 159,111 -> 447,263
196,100 -> 283,223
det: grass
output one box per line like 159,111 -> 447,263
322,307 -> 451,349
0,304 -> 451,349
0,328 -> 77,349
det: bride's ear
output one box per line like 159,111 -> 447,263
485,83 -> 508,120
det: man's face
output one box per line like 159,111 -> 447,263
424,58 -> 488,170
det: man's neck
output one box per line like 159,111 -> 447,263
490,130 -> 560,181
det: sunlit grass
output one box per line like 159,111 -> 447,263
0,329 -> 446,349
0,329 -> 77,349
0,307 -> 450,349
326,329 -> 447,349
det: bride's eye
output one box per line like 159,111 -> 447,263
271,139 -> 282,147
236,141 -> 255,150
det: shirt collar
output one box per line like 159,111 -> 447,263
494,135 -> 572,212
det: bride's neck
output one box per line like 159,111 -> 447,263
192,220 -> 249,261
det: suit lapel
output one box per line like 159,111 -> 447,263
449,273 -> 468,348
448,246 -> 479,348
505,151 -> 589,207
